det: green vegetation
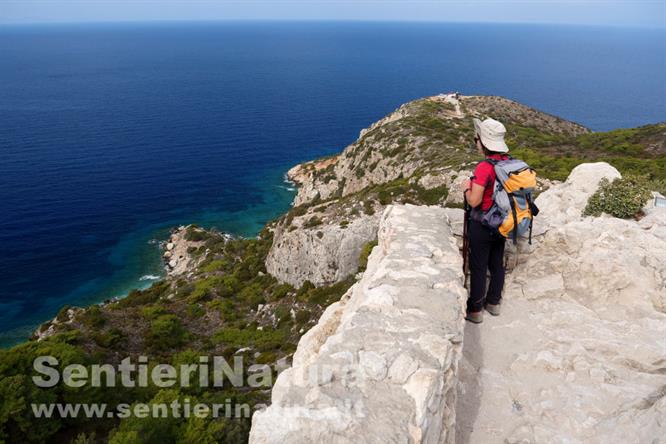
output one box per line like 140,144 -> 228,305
146,315 -> 188,351
0,225 -> 355,444
584,175 -> 653,219
183,225 -> 208,242
415,184 -> 448,205
507,123 -> 666,183
303,216 -> 323,228
358,240 -> 378,272
363,200 -> 375,215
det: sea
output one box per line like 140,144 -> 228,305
1,21 -> 664,347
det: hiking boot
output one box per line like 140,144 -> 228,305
465,311 -> 483,324
484,303 -> 501,316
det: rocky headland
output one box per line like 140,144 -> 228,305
7,94 -> 666,444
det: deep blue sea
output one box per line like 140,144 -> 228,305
1,21 -> 664,347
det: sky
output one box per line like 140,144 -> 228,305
1,0 -> 664,27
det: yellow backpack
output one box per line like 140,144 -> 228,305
480,158 -> 539,243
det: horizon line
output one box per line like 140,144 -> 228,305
1,18 -> 664,30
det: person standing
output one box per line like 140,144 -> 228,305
461,118 -> 510,324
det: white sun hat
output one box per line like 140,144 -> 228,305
473,117 -> 509,153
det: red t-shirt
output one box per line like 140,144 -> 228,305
471,154 -> 509,211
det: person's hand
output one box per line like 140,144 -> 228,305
460,179 -> 471,194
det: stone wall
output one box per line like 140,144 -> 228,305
250,204 -> 467,444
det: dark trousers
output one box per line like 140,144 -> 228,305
467,219 -> 505,313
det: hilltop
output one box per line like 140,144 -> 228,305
267,94 -> 664,287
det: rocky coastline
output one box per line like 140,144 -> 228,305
15,93 -> 666,444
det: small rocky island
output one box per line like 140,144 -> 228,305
7,94 -> 665,443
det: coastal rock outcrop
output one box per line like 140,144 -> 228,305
251,204 -> 467,444
266,212 -> 380,287
163,225 -> 208,276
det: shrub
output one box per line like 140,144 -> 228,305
416,184 -> 448,205
268,283 -> 293,302
55,305 -> 73,322
294,309 -> 311,325
363,200 -> 375,215
583,175 -> 653,219
358,240 -> 378,272
186,304 -> 205,318
146,315 -> 187,351
188,276 -> 224,303
212,327 -> 286,351
303,216 -> 322,228
184,226 -> 208,242
238,282 -> 265,307
80,306 -> 105,328
116,282 -> 169,308
93,328 -> 126,349
274,306 -> 292,327
297,277 -> 355,305
141,305 -> 167,320
201,259 -> 226,273
207,299 -> 235,321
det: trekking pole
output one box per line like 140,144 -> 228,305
462,197 -> 471,289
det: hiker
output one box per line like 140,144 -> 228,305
461,118 -> 510,324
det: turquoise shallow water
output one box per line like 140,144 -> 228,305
1,21 -> 664,347
0,167 -> 296,347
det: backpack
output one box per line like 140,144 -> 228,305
480,158 -> 540,244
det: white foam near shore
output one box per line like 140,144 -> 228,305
139,274 -> 161,281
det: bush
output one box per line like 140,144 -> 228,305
146,315 -> 187,351
303,216 -> 322,228
294,309 -> 311,325
188,276 -> 224,303
80,305 -> 105,328
416,184 -> 448,205
184,226 -> 208,242
363,200 -> 375,215
201,259 -> 226,273
274,306 -> 292,327
296,277 -> 354,306
583,175 -> 653,219
358,240 -> 378,272
116,282 -> 168,308
141,305 -> 167,320
93,328 -> 127,349
268,283 -> 293,302
212,327 -> 286,351
238,282 -> 265,307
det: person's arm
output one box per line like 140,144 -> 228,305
464,182 -> 485,207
